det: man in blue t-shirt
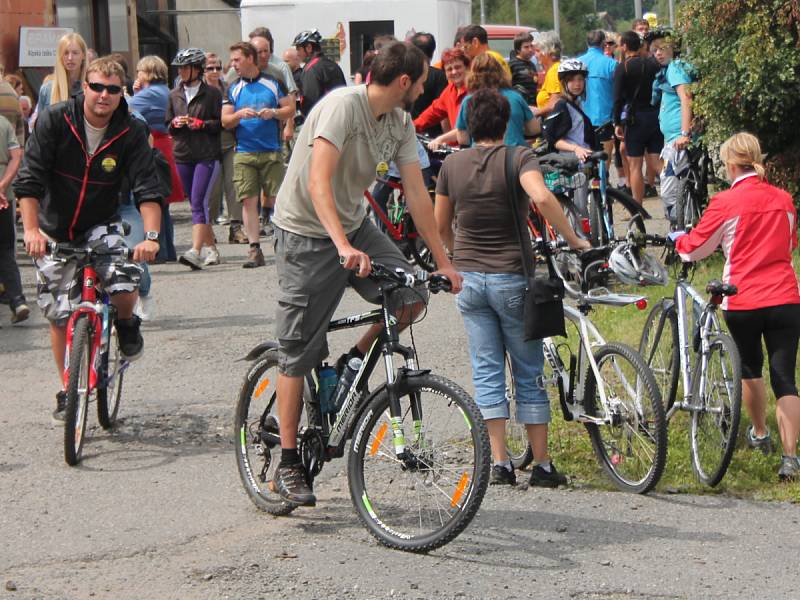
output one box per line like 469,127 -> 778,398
222,41 -> 294,268
650,30 -> 694,224
577,30 -> 618,157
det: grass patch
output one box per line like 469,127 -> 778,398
544,252 -> 800,502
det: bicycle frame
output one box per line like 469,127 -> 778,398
664,279 -> 723,418
363,182 -> 416,243
63,263 -> 111,392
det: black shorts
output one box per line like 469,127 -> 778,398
594,122 -> 614,143
724,304 -> 800,398
624,109 -> 664,157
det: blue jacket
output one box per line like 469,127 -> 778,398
128,83 -> 170,134
576,47 -> 617,127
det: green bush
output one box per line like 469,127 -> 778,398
680,0 -> 800,198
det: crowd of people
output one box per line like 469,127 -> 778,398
1,17 -> 798,498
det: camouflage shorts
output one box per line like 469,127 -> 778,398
35,222 -> 142,326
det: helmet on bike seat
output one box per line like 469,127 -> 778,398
293,29 -> 323,47
557,59 -> 588,81
609,243 -> 668,287
171,47 -> 206,69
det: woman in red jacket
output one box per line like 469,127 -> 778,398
674,132 -> 800,481
413,48 -> 470,147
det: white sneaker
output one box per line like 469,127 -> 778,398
135,295 -> 155,321
202,246 -> 221,266
179,248 -> 203,270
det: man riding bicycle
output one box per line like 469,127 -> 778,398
270,41 -> 461,507
14,57 -> 163,422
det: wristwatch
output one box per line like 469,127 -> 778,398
680,130 -> 691,137
145,230 -> 160,242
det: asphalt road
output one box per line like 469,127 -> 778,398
2,202 -> 798,600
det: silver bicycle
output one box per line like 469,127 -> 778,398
638,236 -> 742,487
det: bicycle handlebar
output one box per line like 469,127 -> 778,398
46,241 -> 131,260
538,150 -> 608,172
416,134 -> 459,156
365,262 -> 453,294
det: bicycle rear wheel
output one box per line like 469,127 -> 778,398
588,188 -> 609,247
97,320 -> 124,429
584,343 -> 667,494
689,334 -> 742,487
348,374 -> 490,552
606,186 -> 647,238
639,299 -> 680,410
64,316 -> 93,466
234,350 -> 297,516
504,354 -> 533,470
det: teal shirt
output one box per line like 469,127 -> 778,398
655,60 -> 693,143
456,88 -> 533,147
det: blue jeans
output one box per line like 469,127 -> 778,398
118,201 -> 151,297
156,204 -> 176,261
456,272 -> 550,424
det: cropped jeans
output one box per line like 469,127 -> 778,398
456,272 -> 550,424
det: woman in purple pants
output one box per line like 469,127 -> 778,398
166,48 -> 223,269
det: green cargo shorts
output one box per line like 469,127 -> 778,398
232,151 -> 285,199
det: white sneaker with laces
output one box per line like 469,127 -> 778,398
202,246 -> 221,266
179,248 -> 203,270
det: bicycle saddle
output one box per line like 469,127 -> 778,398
705,280 -> 738,296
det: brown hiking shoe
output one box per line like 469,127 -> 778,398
242,246 -> 265,269
228,224 -> 248,244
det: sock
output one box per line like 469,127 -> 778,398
279,447 -> 301,468
494,460 -> 513,472
249,242 -> 260,249
538,460 -> 552,473
618,177 -> 627,186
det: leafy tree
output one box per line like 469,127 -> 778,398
680,0 -> 800,197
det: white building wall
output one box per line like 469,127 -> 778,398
241,0 -> 470,78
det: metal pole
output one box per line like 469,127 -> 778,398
515,0 -> 520,26
669,0 -> 675,26
634,0 -> 643,19
480,0 -> 485,25
553,0 -> 560,37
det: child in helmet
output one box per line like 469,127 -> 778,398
542,59 -> 599,217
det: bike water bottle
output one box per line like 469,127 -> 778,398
331,357 -> 363,412
318,364 -> 338,414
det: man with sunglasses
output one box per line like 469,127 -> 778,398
14,57 -> 163,423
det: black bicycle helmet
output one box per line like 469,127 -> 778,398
646,27 -> 682,53
171,48 -> 206,69
293,29 -> 322,47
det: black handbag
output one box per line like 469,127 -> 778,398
504,146 -> 567,340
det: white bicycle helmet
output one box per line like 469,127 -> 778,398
557,59 -> 588,80
609,243 -> 668,286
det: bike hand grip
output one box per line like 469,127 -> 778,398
428,274 -> 452,294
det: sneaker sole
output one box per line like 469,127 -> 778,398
120,348 -> 143,362
178,256 -> 203,271
11,307 -> 30,323
51,414 -> 66,426
529,478 -> 566,488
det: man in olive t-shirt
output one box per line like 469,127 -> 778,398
269,42 -> 461,507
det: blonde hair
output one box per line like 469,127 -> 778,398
466,53 -> 511,92
52,33 -> 88,104
720,132 -> 766,180
135,55 -> 168,83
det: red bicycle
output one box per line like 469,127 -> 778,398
47,242 -> 132,465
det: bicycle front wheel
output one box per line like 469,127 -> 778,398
348,374 -> 490,552
584,343 -> 667,494
689,334 -> 742,487
97,321 -> 124,429
234,350 -> 297,516
64,316 -> 93,466
639,299 -> 680,410
588,188 -> 608,247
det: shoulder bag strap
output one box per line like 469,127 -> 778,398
504,146 -> 560,280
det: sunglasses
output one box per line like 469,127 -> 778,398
87,81 -> 123,95
205,66 -> 222,72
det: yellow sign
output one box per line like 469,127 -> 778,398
101,156 -> 117,173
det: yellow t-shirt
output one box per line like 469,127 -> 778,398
486,49 -> 513,79
536,62 -> 562,109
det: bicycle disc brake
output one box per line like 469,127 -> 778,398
299,428 -> 325,482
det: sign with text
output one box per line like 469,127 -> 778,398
18,27 -> 74,68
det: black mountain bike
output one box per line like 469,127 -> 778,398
235,263 -> 490,552
675,143 -> 715,230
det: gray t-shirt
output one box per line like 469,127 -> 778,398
436,145 -> 540,274
83,118 -> 108,156
273,85 -> 418,238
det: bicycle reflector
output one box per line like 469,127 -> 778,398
636,299 -> 648,311
581,218 -> 591,234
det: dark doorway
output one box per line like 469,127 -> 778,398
348,20 -> 394,78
